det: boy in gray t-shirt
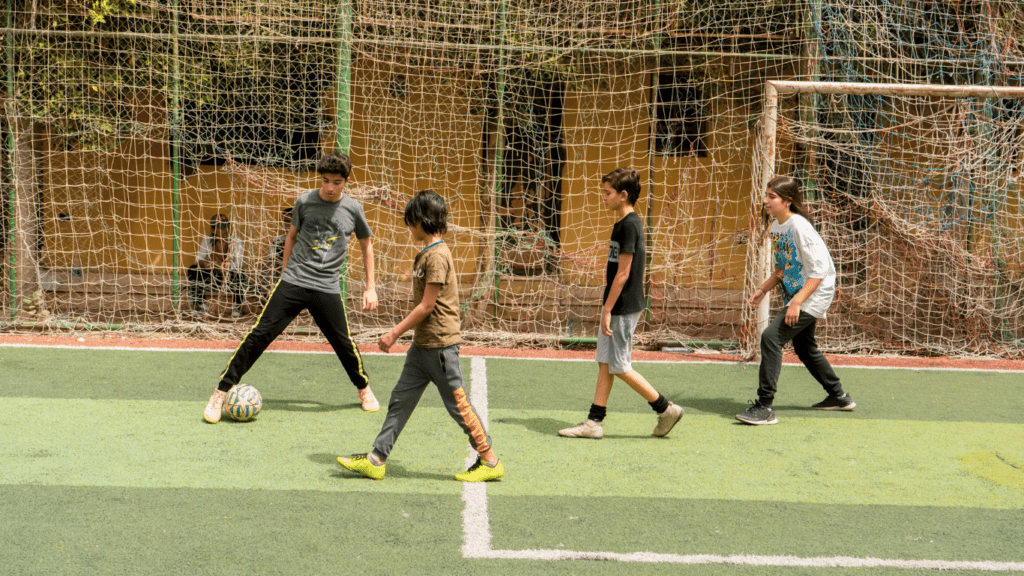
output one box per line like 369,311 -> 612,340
203,151 -> 381,423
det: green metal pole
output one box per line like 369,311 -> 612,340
492,0 -> 506,304
643,0 -> 662,324
169,0 -> 182,310
5,0 -> 15,319
336,0 -> 352,299
802,0 -> 822,200
335,0 -> 352,154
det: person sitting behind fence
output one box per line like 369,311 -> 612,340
186,213 -> 250,317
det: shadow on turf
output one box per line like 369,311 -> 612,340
682,397 -> 829,419
308,453 -> 454,481
262,398 -> 358,413
496,416 -> 652,439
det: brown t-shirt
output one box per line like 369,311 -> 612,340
412,241 -> 461,348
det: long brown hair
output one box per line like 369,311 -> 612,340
765,175 -> 812,225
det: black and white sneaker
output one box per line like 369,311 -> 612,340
736,401 -> 778,425
811,393 -> 856,411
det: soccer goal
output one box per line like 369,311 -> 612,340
751,81 -> 1024,358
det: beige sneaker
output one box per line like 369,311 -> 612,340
204,390 -> 227,424
358,387 -> 380,412
652,402 -> 684,437
558,419 -> 603,439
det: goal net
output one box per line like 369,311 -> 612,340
754,81 -> 1024,357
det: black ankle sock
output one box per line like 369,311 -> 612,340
587,404 -> 607,422
649,393 -> 669,414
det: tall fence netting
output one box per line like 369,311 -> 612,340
2,1 -> 1024,357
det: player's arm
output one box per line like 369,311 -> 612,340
784,277 -> 822,327
280,224 -> 299,274
748,267 -> 785,307
359,236 -> 378,311
601,252 -> 632,337
378,283 -> 440,353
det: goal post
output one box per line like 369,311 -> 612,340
753,81 -> 1024,357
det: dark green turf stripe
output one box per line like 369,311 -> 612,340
1,485 -> 467,576
486,358 -> 1024,423
6,486 -> 1008,576
489,495 -> 1024,563
0,348 -> 463,410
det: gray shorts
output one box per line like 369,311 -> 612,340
596,310 -> 642,375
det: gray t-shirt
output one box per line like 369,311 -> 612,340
281,190 -> 372,293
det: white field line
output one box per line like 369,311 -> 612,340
460,357 -> 1024,571
461,356 -> 493,557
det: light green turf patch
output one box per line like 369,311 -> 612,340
0,398 -> 477,494
959,452 -> 1024,491
5,398 -> 1021,510
488,410 -> 1024,510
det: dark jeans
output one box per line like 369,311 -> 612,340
187,265 -> 250,308
758,309 -> 844,405
217,279 -> 369,392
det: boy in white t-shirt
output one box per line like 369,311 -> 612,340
737,176 -> 854,426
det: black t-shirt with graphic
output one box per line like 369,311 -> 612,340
603,211 -> 646,315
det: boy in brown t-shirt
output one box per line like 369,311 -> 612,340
337,190 -> 504,482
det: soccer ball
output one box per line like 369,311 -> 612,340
225,385 -> 262,422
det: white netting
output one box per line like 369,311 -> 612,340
2,1 -> 1024,356
764,88 -> 1024,356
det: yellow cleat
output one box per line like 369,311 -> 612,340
455,458 -> 504,482
337,454 -> 385,480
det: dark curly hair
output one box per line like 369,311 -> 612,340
317,151 -> 353,179
404,190 -> 448,235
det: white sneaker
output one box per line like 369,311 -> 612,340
558,419 -> 603,439
358,387 -> 380,412
652,402 -> 684,437
204,390 -> 227,424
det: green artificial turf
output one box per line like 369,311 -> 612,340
1,346 -> 1021,575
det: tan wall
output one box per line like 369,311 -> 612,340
38,66 -> 759,299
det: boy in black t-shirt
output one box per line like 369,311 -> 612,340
559,168 -> 684,439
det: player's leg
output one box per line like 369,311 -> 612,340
337,354 -> 430,480
605,311 -> 683,436
739,310 -> 798,425
558,342 -> 613,438
792,318 -> 854,410
421,345 -> 502,482
305,289 -> 377,411
204,280 -> 304,423
371,348 -> 432,456
616,369 -> 685,437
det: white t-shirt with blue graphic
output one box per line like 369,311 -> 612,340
769,214 -> 836,318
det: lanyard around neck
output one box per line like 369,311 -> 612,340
420,239 -> 444,253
